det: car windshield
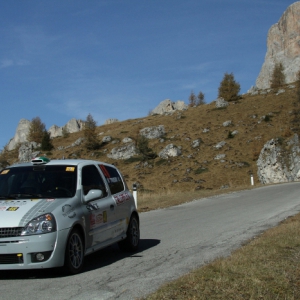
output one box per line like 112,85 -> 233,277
0,165 -> 77,199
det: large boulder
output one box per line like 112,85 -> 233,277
107,143 -> 138,160
150,99 -> 187,115
7,119 -> 31,151
256,2 -> 300,89
257,134 -> 300,184
140,125 -> 165,139
159,144 -> 182,159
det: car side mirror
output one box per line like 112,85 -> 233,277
83,189 -> 103,203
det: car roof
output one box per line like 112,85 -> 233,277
8,158 -> 116,169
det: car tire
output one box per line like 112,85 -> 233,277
64,229 -> 84,275
118,214 -> 140,252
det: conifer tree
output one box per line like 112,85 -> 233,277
270,62 -> 285,89
41,130 -> 54,151
188,91 -> 196,107
218,72 -> 240,101
84,113 -> 99,150
137,135 -> 157,160
27,117 -> 46,143
197,91 -> 206,105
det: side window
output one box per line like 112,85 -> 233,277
82,165 -> 107,197
98,165 -> 124,195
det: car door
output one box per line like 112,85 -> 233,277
98,164 -> 130,239
81,164 -> 116,249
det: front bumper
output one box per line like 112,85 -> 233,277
0,229 -> 69,270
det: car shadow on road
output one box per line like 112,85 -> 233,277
0,238 -> 160,280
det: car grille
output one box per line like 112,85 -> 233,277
0,254 -> 23,264
0,227 -> 23,238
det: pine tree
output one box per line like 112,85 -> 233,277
188,91 -> 196,107
41,130 -> 54,151
218,72 -> 240,101
197,91 -> 206,105
137,135 -> 157,160
270,62 -> 285,89
27,117 -> 46,143
84,113 -> 99,150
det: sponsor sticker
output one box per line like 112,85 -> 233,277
114,193 -> 130,206
0,207 -> 7,211
0,169 -> 9,175
6,207 -> 19,211
66,167 -> 75,172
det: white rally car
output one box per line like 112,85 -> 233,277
0,157 -> 140,274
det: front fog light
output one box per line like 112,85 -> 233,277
36,253 -> 45,261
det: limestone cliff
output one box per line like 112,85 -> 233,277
256,1 -> 300,89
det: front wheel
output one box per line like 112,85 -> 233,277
118,215 -> 140,252
64,229 -> 84,274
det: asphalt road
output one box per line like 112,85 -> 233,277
1,182 -> 300,300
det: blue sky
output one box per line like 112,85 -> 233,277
0,0 -> 296,149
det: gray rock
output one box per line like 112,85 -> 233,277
107,143 -> 138,160
150,99 -> 187,115
71,137 -> 84,147
7,119 -> 31,151
257,134 -> 300,184
214,141 -> 226,149
191,139 -> 202,148
49,118 -> 84,138
214,154 -> 226,160
256,2 -> 300,89
105,119 -> 119,125
102,136 -> 112,143
18,142 -> 40,162
159,144 -> 182,159
122,137 -> 133,143
140,125 -> 165,139
215,97 -> 229,108
223,120 -> 232,127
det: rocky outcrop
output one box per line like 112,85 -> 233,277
257,134 -> 300,184
256,2 -> 300,89
49,118 -> 84,138
150,99 -> 187,115
105,119 -> 119,125
7,119 -> 31,151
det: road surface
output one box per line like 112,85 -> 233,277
1,182 -> 300,299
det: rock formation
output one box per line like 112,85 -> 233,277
257,134 -> 300,184
7,119 -> 31,151
150,99 -> 187,115
256,1 -> 300,89
48,118 -> 84,138
7,118 -> 84,150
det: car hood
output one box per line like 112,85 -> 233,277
0,198 -> 60,227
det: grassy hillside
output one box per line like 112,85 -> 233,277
1,85 -> 298,198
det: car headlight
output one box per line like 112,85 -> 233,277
21,213 -> 57,236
